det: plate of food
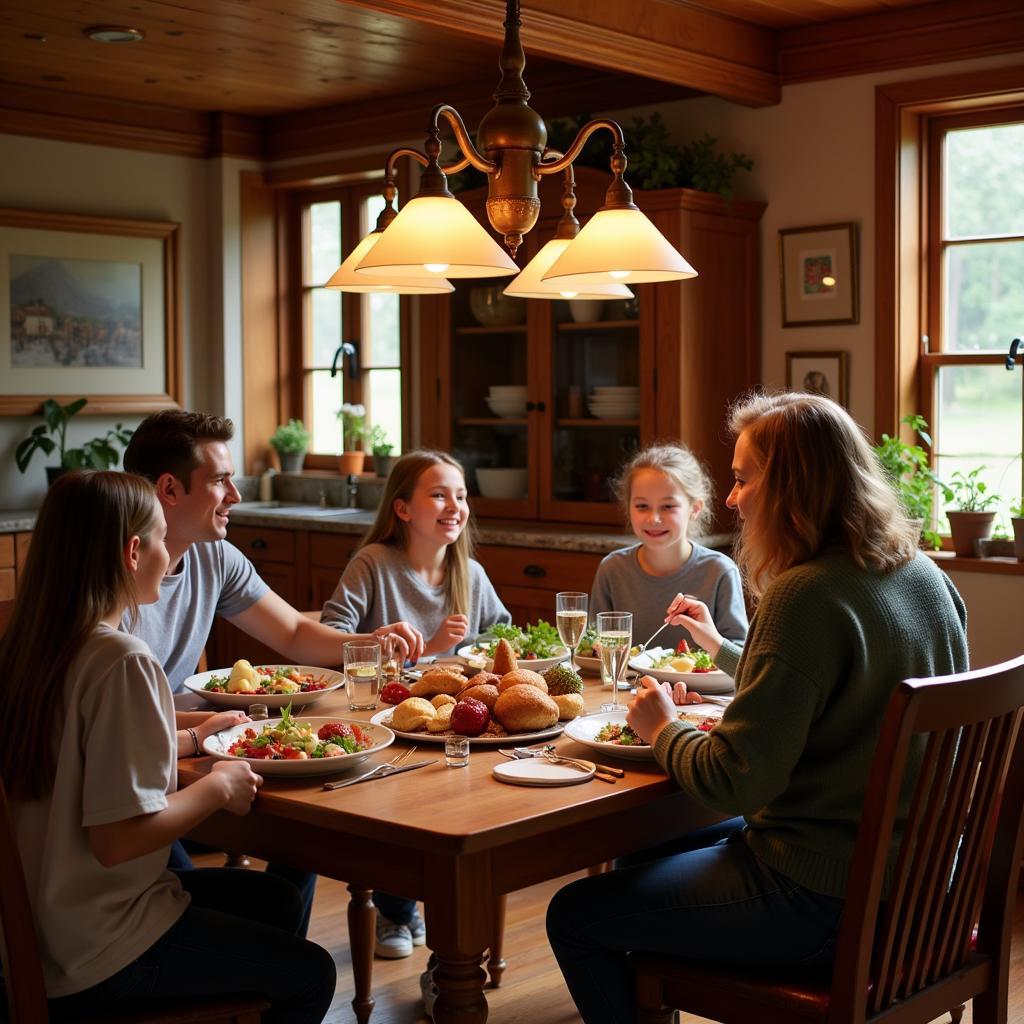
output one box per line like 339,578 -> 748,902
628,646 -> 734,695
573,625 -> 602,673
563,708 -> 723,761
458,620 -> 569,674
182,660 -> 345,710
203,706 -> 394,777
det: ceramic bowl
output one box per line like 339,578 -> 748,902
476,467 -> 528,500
469,287 -> 527,327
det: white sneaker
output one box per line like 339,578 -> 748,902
375,918 -> 413,959
420,965 -> 438,1019
409,910 -> 426,947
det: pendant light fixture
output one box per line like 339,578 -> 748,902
351,0 -> 697,293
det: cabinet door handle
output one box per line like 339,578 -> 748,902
523,564 -> 547,578
251,538 -> 268,550
535,400 -> 546,413
525,401 -> 535,412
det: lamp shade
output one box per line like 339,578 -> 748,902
355,195 -> 519,279
324,232 -> 453,294
542,207 -> 697,285
503,238 -> 634,300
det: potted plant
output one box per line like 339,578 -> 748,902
1011,498 -> 1024,562
15,398 -> 133,484
367,425 -> 394,478
873,414 -> 942,550
336,403 -> 366,475
939,467 -> 1001,557
269,419 -> 310,473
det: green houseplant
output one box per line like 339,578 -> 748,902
366,424 -> 394,478
15,398 -> 133,484
873,414 -> 942,550
269,419 -> 310,473
939,466 -> 1001,557
336,403 -> 366,475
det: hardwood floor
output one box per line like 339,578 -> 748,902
208,856 -> 1024,1024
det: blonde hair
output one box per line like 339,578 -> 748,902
0,471 -> 160,800
613,441 -> 715,536
728,391 -> 919,598
359,450 -> 473,615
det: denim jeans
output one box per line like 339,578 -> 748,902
546,818 -> 844,1024
51,868 -> 336,1024
373,890 -> 417,926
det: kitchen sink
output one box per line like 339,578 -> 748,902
233,502 -> 366,517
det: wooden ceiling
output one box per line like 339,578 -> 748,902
0,0 -> 1021,159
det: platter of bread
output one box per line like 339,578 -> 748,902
370,639 -> 586,745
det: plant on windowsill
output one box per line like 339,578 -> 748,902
367,424 -> 394,479
873,414 -> 942,550
939,467 -> 1002,557
336,403 -> 366,476
1011,498 -> 1024,562
15,398 -> 133,485
269,419 -> 310,473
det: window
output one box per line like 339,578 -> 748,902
922,109 -> 1024,528
293,183 -> 405,466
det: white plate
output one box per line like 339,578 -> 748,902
456,643 -> 569,674
573,654 -> 602,674
492,758 -> 594,786
628,649 -> 735,695
563,708 -> 724,761
182,665 -> 345,710
370,708 -> 564,746
204,716 -> 395,777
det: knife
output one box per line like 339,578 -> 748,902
322,759 -> 435,791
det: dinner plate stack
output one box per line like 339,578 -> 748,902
587,386 -> 640,420
485,384 -> 528,418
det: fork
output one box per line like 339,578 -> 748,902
541,750 -> 620,783
635,621 -> 671,657
322,745 -> 418,791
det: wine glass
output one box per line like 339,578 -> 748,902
555,592 -> 588,674
597,611 -> 632,713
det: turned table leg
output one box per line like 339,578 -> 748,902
433,951 -> 488,1024
348,885 -> 376,1024
486,895 -> 507,988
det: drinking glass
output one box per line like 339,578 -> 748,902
445,734 -> 470,768
380,634 -> 402,685
597,611 -> 632,713
555,592 -> 588,673
247,703 -> 269,721
344,640 -> 381,711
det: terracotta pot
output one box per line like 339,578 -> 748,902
337,451 -> 365,475
946,510 -> 997,557
1012,517 -> 1024,562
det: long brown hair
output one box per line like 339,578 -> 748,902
729,392 -> 919,598
0,471 -> 160,800
359,450 -> 473,614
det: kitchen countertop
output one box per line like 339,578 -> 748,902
0,510 -> 36,533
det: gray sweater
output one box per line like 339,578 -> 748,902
320,542 -> 510,656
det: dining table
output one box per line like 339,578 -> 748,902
178,674 -> 724,1024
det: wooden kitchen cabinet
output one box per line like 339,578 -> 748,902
0,536 -> 15,602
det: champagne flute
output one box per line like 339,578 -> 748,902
555,592 -> 588,674
597,611 -> 632,713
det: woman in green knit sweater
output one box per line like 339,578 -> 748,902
546,392 -> 969,1024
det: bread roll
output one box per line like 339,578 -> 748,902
494,685 -> 559,733
497,668 -> 548,694
457,683 -> 500,710
552,692 -> 585,721
409,667 -> 466,698
431,693 -> 456,708
426,703 -> 455,733
391,697 -> 436,732
461,670 -> 500,691
491,638 -> 518,676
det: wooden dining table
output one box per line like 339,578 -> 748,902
178,677 -> 723,1024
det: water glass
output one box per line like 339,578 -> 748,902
247,703 -> 269,721
344,640 -> 381,711
380,634 -> 402,684
555,591 -> 588,673
445,734 -> 470,768
597,611 -> 632,713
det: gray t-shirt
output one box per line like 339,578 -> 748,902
126,540 -> 268,692
321,542 -> 511,656
590,542 -> 748,651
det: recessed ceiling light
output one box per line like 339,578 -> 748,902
84,25 -> 145,44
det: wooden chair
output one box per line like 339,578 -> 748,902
0,775 -> 269,1024
629,652 -> 1024,1024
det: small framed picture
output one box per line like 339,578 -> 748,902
786,350 -> 849,407
779,222 -> 858,327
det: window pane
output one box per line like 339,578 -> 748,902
365,291 -> 400,365
934,364 -> 1023,526
945,123 -> 1024,239
310,288 -> 342,366
308,369 -> 344,455
309,201 -> 342,285
944,241 -> 1024,352
364,193 -> 385,234
367,369 -> 402,455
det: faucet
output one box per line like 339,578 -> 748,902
346,473 -> 360,509
318,486 -> 327,509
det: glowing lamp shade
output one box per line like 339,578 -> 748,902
355,195 -> 519,279
503,238 -> 634,300
542,207 -> 697,285
324,232 -> 453,294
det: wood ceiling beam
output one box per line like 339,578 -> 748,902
336,0 -> 781,107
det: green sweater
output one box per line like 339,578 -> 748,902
653,550 -> 968,898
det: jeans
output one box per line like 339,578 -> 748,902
51,868 -> 336,1024
546,818 -> 845,1024
373,890 -> 416,926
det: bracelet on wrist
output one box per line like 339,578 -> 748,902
187,727 -> 201,757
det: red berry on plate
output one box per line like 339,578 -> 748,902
675,639 -> 691,654
380,682 -> 411,705
318,722 -> 353,742
450,697 -> 490,737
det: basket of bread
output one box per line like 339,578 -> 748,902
371,639 -> 586,743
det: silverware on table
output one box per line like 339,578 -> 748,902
322,758 -> 434,791
634,621 -> 671,656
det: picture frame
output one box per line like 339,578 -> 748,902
779,222 -> 859,327
0,207 -> 182,416
786,350 -> 849,407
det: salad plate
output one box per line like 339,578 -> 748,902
628,648 -> 735,695
456,644 -> 569,674
204,715 -> 395,777
572,654 -> 602,674
183,665 -> 345,710
369,708 -> 564,746
563,708 -> 724,761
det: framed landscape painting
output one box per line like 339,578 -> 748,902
779,222 -> 859,327
786,350 -> 849,407
0,208 -> 182,415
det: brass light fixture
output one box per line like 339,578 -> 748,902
343,0 -> 697,295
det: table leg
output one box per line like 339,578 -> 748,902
432,952 -> 488,1024
348,885 -> 375,1024
486,895 -> 507,988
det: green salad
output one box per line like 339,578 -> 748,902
576,625 -> 598,657
473,620 -> 563,660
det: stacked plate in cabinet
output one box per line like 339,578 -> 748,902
485,385 -> 528,418
586,386 -> 641,420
